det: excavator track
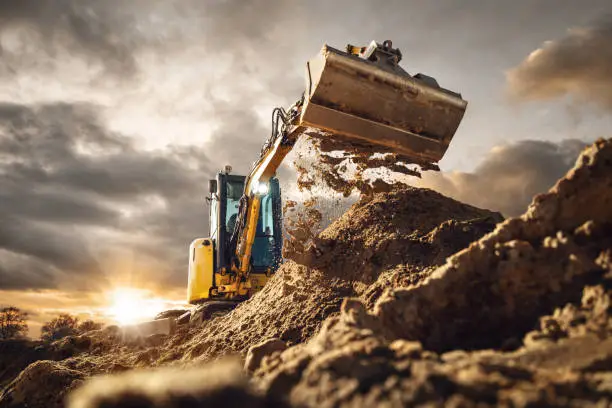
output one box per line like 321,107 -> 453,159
188,301 -> 240,325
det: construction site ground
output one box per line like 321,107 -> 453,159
1,138 -> 611,408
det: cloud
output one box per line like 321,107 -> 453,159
413,139 -> 587,217
0,0 -> 606,303
0,102 -> 216,291
0,0 -> 145,77
0,0 -> 305,84
0,0 -> 308,293
507,17 -> 612,112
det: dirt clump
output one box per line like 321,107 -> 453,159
0,361 -> 84,408
293,136 -> 432,197
245,339 -> 287,373
283,198 -> 324,258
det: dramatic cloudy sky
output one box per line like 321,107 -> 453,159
1,0 -> 611,336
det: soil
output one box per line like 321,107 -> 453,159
251,138 -> 612,406
293,136 -> 435,197
0,138 -> 611,408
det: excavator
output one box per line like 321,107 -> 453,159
184,40 -> 467,322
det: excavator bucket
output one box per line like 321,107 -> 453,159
298,41 -> 468,163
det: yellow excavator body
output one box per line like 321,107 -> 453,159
187,40 -> 467,307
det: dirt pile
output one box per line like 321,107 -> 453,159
289,186 -> 502,283
0,166 -> 502,408
0,340 -> 53,390
255,298 -> 612,407
167,186 -> 501,364
373,137 -> 612,351
0,361 -> 84,408
250,138 -> 612,406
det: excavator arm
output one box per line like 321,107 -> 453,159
229,101 -> 305,292
208,39 -> 468,299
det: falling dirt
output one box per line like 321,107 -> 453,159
1,138 -> 611,407
293,136 -> 431,197
283,198 -> 324,259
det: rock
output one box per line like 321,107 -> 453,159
245,339 -> 288,373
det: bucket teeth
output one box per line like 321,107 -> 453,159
298,43 -> 467,164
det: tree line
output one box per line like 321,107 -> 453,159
0,306 -> 103,341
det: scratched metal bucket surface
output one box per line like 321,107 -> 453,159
299,45 -> 468,163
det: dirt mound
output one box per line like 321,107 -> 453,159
168,187 -> 500,364
290,186 -> 502,284
0,361 -> 84,408
255,299 -> 612,407
250,138 -> 612,406
0,340 -> 54,391
374,138 -> 612,351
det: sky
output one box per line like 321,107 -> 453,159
0,0 -> 611,337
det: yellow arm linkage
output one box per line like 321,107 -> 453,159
232,111 -> 304,294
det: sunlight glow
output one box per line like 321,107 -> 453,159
105,287 -> 168,326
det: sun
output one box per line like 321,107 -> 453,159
105,287 -> 168,326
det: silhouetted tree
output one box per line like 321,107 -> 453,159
41,313 -> 79,341
0,307 -> 28,340
77,319 -> 103,333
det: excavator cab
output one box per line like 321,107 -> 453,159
187,171 -> 283,304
